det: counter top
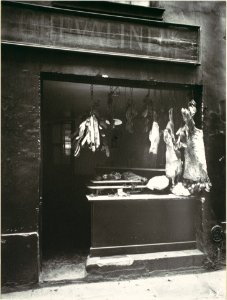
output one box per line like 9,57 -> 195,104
86,193 -> 195,201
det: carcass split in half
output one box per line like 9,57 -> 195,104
163,108 -> 182,187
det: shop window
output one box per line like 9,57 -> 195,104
43,79 -> 201,170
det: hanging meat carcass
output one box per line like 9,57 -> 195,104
176,100 -> 211,193
163,108 -> 182,186
125,101 -> 137,133
125,88 -> 138,133
73,114 -> 107,157
141,91 -> 153,133
149,118 -> 160,155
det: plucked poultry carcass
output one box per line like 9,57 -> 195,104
72,114 -> 110,158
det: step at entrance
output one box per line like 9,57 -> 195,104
86,249 -> 205,277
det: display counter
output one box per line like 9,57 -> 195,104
87,193 -> 199,257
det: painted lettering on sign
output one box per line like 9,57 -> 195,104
2,4 -> 200,64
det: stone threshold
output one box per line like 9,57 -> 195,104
86,249 -> 205,276
2,250 -> 207,294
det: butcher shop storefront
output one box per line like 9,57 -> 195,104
1,1 -> 226,288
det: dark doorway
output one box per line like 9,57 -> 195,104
41,81 -> 92,261
41,79 -> 95,281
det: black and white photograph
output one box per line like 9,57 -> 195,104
1,0 -> 226,299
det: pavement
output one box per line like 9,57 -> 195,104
1,269 -> 226,300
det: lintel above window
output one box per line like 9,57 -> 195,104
51,1 -> 165,21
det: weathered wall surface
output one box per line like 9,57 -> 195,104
1,45 -> 197,287
12,0 -> 226,111
1,1 -> 225,287
161,1 -> 226,112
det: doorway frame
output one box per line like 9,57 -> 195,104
39,71 -> 203,280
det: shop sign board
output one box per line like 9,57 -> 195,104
2,2 -> 200,64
